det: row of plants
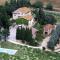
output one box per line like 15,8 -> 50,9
47,25 -> 60,50
16,27 -> 38,46
0,41 -> 60,60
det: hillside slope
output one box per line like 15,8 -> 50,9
0,0 -> 7,5
30,0 -> 60,8
0,0 -> 60,8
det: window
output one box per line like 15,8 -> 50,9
45,32 -> 48,35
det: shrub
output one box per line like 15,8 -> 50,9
34,23 -> 44,42
16,18 -> 28,25
33,1 -> 43,8
45,14 -> 57,25
45,2 -> 53,10
16,27 -> 38,46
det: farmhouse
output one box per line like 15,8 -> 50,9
43,24 -> 54,36
12,7 -> 34,27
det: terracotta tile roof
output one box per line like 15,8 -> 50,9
20,15 -> 33,20
44,24 -> 54,31
13,7 -> 31,14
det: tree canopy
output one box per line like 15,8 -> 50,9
33,1 -> 43,8
45,2 -> 53,10
47,25 -> 60,50
17,0 -> 31,7
16,18 -> 28,25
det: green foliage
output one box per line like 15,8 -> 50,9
33,1 -> 43,8
16,27 -> 35,45
35,23 -> 44,42
0,14 -> 10,29
45,10 -> 60,23
16,18 -> 28,25
4,0 -> 31,16
4,0 -> 18,16
1,41 -> 60,60
25,28 -> 32,42
34,8 -> 56,25
0,6 -> 6,14
0,5 -> 11,29
34,8 -> 46,25
47,25 -> 60,50
16,27 -> 39,46
2,29 -> 9,41
16,27 -> 21,40
45,2 -> 53,10
17,0 -> 31,7
45,14 -> 57,25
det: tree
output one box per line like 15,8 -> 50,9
34,8 -> 46,25
45,14 -> 57,25
5,0 -> 17,16
25,28 -> 32,42
45,2 -> 53,10
17,0 -> 31,7
34,8 -> 56,25
47,25 -> 60,50
21,27 -> 25,42
16,27 -> 33,44
33,1 -> 43,8
35,23 -> 43,42
2,29 -> 9,41
0,6 -> 6,15
16,27 -> 21,40
0,14 -> 10,29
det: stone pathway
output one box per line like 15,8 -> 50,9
8,25 -> 18,41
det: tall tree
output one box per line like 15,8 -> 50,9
33,1 -> 43,8
17,0 -> 31,7
5,0 -> 17,16
46,2 -> 53,10
0,14 -> 10,29
47,25 -> 60,50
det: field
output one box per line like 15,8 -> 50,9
0,41 -> 60,60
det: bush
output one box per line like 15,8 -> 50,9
33,1 -> 43,8
45,14 -> 57,25
34,23 -> 44,42
16,18 -> 28,25
16,27 -> 38,46
45,2 -> 53,10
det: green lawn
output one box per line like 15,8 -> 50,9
0,41 -> 60,60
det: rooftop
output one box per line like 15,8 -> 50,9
21,15 -> 33,20
13,7 -> 31,14
44,24 -> 54,31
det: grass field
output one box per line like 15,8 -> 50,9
0,41 -> 60,60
